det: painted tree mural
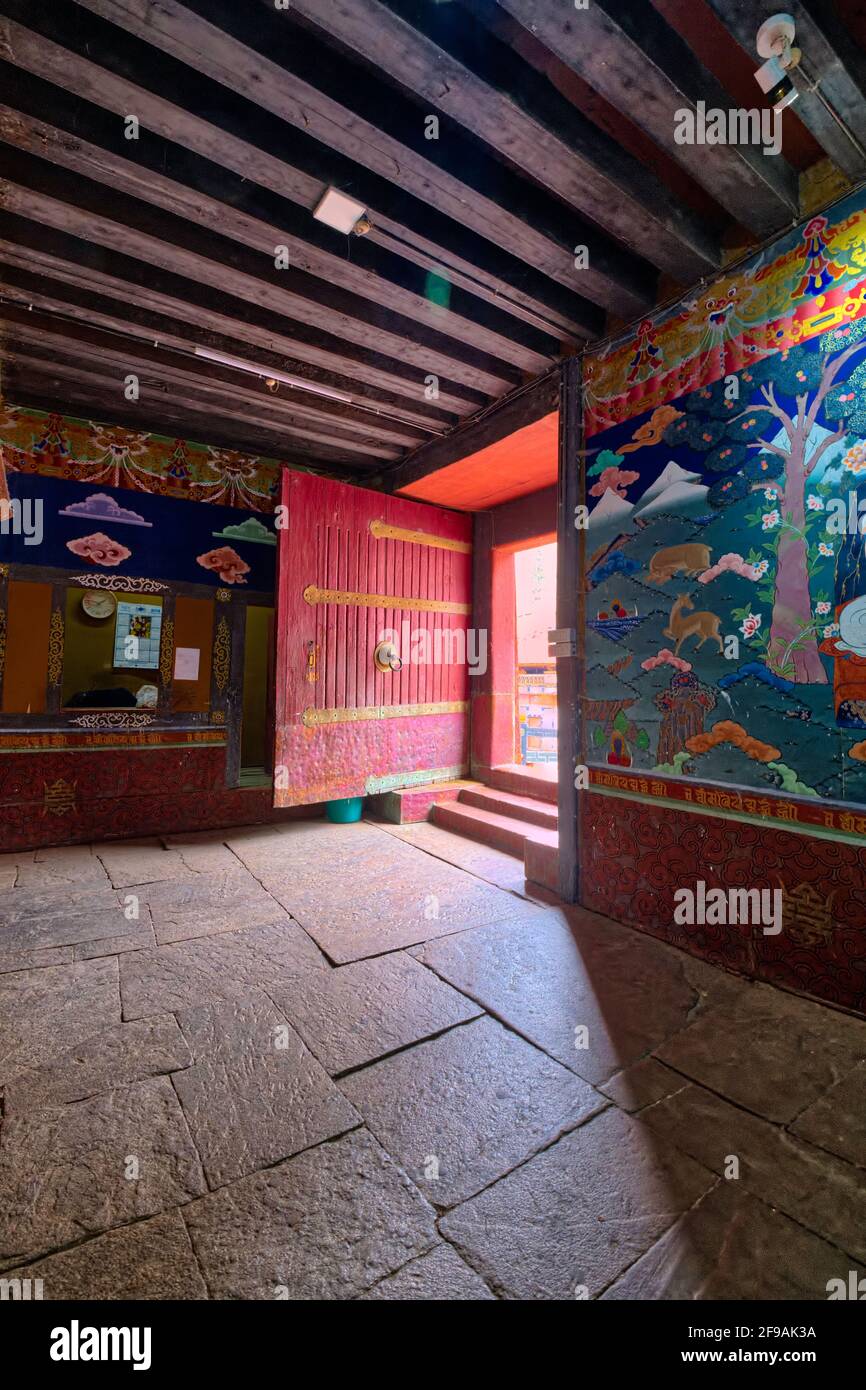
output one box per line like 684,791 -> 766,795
664,322 -> 866,682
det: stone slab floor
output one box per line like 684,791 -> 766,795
1,819 -> 864,1301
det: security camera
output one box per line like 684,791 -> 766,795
754,13 -> 800,112
755,54 -> 798,111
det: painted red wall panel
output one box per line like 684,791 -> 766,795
0,746 -> 313,852
580,793 -> 866,1015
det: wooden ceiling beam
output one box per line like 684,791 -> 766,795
2,338 -> 407,463
0,158 -> 529,398
3,358 -> 384,470
493,0 -> 798,235
0,229 -> 480,417
0,310 -> 432,452
279,0 -> 720,280
55,0 -> 661,314
0,5 -> 643,322
0,64 -> 594,347
0,262 -> 456,433
0,97 -> 577,364
0,235 -> 480,420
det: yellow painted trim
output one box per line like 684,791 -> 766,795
303,584 -> 470,615
369,518 -> 472,553
302,700 -> 467,726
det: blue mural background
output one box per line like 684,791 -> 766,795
0,472 -> 277,590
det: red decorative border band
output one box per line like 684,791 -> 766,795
0,729 -> 226,751
589,767 -> 866,841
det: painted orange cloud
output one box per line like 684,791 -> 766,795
588,466 -> 640,498
619,405 -> 684,453
848,741 -> 866,762
686,719 -> 780,763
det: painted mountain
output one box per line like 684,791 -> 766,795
587,488 -> 635,530
633,461 -> 708,520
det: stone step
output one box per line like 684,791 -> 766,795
484,764 -> 558,804
432,799 -> 558,871
366,778 -> 477,824
458,786 -> 558,830
523,838 -> 560,894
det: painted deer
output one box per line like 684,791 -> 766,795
663,595 -> 723,657
648,543 -> 711,584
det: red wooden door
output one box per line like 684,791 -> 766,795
273,470 -> 473,807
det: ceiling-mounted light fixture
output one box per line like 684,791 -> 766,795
312,186 -> 368,235
194,346 -> 353,403
754,13 -> 801,112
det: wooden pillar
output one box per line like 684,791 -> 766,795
556,357 -> 583,904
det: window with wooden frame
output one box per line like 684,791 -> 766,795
0,568 -> 273,786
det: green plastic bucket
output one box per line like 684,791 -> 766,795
326,796 -> 364,824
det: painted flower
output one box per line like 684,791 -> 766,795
196,545 -> 250,584
842,442 -> 866,475
824,624 -> 840,639
818,542 -> 834,557
754,559 -> 770,576
806,495 -> 824,511
740,613 -> 762,640
762,510 -> 781,530
65,532 -> 131,567
816,601 -> 832,615
763,487 -> 781,501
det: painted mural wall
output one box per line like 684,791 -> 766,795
0,407 -> 282,511
0,407 -> 311,849
579,187 -> 866,1014
583,191 -> 866,825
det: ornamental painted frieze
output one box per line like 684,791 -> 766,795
0,412 -> 281,512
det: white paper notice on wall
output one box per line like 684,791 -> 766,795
174,647 -> 201,681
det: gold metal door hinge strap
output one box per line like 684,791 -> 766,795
303,585 -> 470,615
302,700 -> 467,726
369,519 -> 472,554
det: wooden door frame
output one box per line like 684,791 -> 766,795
470,527 -> 558,779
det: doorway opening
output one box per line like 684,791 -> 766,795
515,541 -> 558,781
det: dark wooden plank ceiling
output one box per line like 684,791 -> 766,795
0,0 -> 862,478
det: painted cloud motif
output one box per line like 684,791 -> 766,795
66,533 -> 132,566
196,545 -> 250,584
58,492 -> 152,526
212,517 -> 276,546
697,552 -> 761,583
641,648 -> 692,672
589,466 -> 640,499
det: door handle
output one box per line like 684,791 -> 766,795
373,639 -> 403,673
